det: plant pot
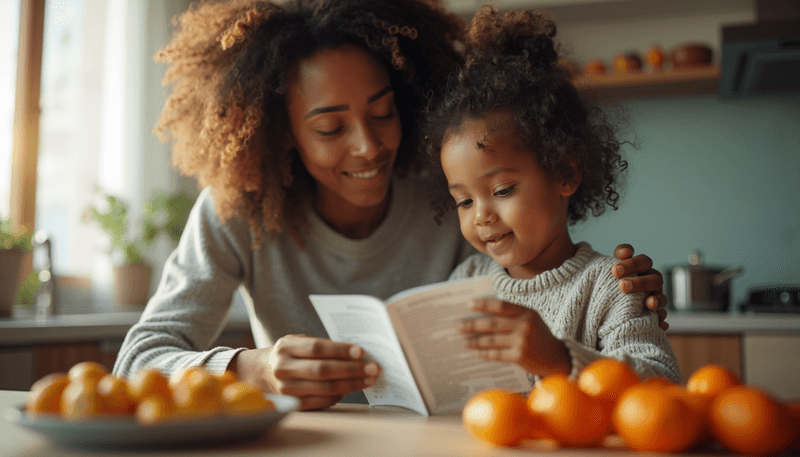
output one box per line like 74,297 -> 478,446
0,248 -> 29,317
112,262 -> 153,306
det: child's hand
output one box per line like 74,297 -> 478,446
457,298 -> 572,377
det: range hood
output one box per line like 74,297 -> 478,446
720,0 -> 800,98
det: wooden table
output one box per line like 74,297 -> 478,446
0,390 -> 753,457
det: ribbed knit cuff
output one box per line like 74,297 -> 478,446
561,338 -> 604,380
202,347 -> 247,375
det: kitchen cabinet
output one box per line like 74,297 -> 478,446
666,333 -> 741,380
0,330 -> 256,392
742,333 -> 800,400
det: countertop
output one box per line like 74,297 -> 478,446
0,390 -> 773,457
1,307 -> 799,346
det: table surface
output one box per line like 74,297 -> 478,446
0,390 -> 760,457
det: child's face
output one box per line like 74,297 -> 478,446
440,115 -> 579,279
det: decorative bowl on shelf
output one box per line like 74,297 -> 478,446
670,43 -> 713,69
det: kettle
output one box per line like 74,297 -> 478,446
666,251 -> 742,312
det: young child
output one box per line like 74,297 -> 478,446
423,6 -> 681,384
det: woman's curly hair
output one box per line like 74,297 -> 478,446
424,5 -> 628,225
153,0 -> 465,245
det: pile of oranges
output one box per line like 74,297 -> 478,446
463,360 -> 800,456
26,361 -> 275,425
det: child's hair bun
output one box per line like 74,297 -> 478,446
466,4 -> 558,72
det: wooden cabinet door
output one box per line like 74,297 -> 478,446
33,342 -> 118,382
666,334 -> 742,382
743,333 -> 800,401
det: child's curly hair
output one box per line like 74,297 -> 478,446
153,0 -> 465,245
424,5 -> 628,225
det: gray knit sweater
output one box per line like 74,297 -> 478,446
113,176 -> 474,379
449,243 -> 682,384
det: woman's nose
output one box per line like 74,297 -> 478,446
351,122 -> 382,158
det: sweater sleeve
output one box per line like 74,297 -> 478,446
562,276 -> 682,384
112,188 -> 252,379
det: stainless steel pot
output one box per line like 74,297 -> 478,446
666,251 -> 743,312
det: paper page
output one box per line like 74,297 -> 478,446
386,277 -> 531,415
308,294 -> 429,416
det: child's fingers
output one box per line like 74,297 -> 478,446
468,298 -> 526,316
463,332 -> 516,349
473,347 -> 523,364
457,315 -> 517,333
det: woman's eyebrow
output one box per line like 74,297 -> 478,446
304,86 -> 393,119
367,86 -> 392,103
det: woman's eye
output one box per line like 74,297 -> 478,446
316,126 -> 343,137
455,199 -> 473,208
373,111 -> 395,121
495,186 -> 515,197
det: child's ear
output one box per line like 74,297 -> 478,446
559,155 -> 581,197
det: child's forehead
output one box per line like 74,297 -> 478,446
448,112 -> 526,152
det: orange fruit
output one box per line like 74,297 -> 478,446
529,374 -> 609,447
168,366 -> 205,390
217,370 -> 238,389
60,378 -> 104,420
97,374 -> 136,415
462,389 -> 531,447
612,383 -> 703,453
646,45 -> 665,70
127,367 -> 172,403
583,59 -> 606,75
27,373 -> 70,415
667,384 -> 715,448
641,376 -> 675,388
68,361 -> 108,384
577,358 -> 640,414
222,382 -> 273,416
709,386 -> 793,456
136,395 -> 176,425
685,364 -> 739,400
172,368 -> 223,419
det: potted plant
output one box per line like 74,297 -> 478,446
83,191 -> 194,306
0,218 -> 33,317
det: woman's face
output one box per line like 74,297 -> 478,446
286,44 -> 402,223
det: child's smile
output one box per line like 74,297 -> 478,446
440,113 -> 580,279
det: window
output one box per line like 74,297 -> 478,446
5,0 -> 196,312
0,0 -> 22,218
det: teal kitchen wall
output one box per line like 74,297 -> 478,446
570,96 -> 800,308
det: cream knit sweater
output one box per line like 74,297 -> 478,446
449,243 -> 682,384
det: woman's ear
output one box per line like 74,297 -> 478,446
559,155 -> 581,197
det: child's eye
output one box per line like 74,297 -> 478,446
495,186 -> 515,197
316,126 -> 343,137
455,198 -> 473,209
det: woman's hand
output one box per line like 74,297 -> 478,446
613,244 -> 669,331
230,334 -> 379,411
457,299 -> 571,377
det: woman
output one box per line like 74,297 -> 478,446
113,0 -> 667,411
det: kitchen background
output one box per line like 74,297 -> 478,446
1,0 -> 799,398
1,0 -> 798,312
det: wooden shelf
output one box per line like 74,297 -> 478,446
573,65 -> 721,101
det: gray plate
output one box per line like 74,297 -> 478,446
4,394 -> 299,449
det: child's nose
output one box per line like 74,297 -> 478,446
474,202 -> 498,225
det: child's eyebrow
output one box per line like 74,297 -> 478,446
482,166 -> 516,178
447,166 -> 516,190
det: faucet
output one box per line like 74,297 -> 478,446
33,231 -> 58,317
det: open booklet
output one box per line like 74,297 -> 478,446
309,277 -> 531,416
